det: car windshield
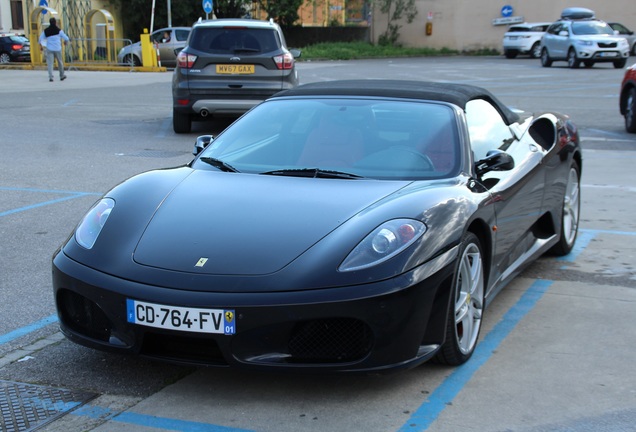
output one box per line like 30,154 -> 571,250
189,27 -> 281,54
572,21 -> 614,35
195,98 -> 461,180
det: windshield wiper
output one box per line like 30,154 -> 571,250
199,157 -> 240,173
262,168 -> 363,179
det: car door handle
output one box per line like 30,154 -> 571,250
228,84 -> 243,89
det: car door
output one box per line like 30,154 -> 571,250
466,99 -> 548,290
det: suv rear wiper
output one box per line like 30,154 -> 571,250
199,157 -> 240,173
233,48 -> 259,53
261,168 -> 363,179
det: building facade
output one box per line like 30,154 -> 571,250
371,0 -> 636,51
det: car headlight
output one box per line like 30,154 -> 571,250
619,39 -> 629,48
575,40 -> 593,46
75,198 -> 114,249
339,219 -> 426,272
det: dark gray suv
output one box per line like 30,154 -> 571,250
172,19 -> 301,133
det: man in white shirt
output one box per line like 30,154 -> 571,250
39,17 -> 70,82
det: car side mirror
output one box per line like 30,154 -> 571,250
558,30 -> 569,37
475,150 -> 515,177
290,48 -> 302,58
193,135 -> 214,155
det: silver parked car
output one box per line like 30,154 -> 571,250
118,27 -> 191,68
502,22 -> 552,59
540,8 -> 630,69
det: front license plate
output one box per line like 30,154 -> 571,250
126,299 -> 235,335
600,52 -> 617,57
216,64 -> 254,74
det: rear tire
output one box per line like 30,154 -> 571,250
434,232 -> 484,366
173,109 -> 192,134
549,161 -> 580,256
530,42 -> 541,59
625,87 -> 636,133
540,48 -> 552,67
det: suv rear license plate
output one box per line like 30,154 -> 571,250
216,64 -> 255,74
127,299 -> 236,334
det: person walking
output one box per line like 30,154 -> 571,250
39,17 -> 70,82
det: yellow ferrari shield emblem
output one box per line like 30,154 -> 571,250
225,311 -> 234,323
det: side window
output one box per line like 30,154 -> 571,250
547,23 -> 560,35
175,30 -> 190,41
465,99 -> 514,162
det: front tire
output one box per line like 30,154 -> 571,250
614,59 -> 627,69
173,109 -> 192,134
435,232 -> 485,366
549,161 -> 580,256
541,48 -> 552,67
625,87 -> 636,133
567,49 -> 580,68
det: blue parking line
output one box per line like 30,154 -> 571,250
0,186 -> 100,217
0,314 -> 58,345
73,405 -> 255,432
398,279 -> 553,431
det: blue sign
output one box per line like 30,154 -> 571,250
203,0 -> 213,14
39,0 -> 48,15
501,5 -> 513,17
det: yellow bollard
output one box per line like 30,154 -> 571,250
140,29 -> 158,67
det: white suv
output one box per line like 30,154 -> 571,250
540,8 -> 630,69
502,22 -> 552,59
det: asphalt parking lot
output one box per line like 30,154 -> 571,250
1,56 -> 636,432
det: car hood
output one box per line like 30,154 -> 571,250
132,170 -> 410,276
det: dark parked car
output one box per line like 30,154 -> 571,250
53,80 -> 581,373
117,27 -> 191,68
172,18 -> 300,133
620,63 -> 636,133
0,33 -> 30,63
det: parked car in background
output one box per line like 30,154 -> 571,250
608,22 -> 636,55
172,18 -> 301,133
541,8 -> 630,69
620,63 -> 636,133
118,27 -> 191,68
0,33 -> 30,63
502,22 -> 552,58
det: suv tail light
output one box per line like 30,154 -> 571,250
273,52 -> 294,70
11,44 -> 24,50
177,51 -> 197,69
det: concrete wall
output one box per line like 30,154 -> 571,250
371,0 -> 636,51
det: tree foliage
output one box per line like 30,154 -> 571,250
255,0 -> 305,26
111,0 -> 252,40
376,0 -> 417,46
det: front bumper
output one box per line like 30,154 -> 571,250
576,48 -> 629,62
53,250 -> 456,373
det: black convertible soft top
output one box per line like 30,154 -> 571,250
273,80 -> 520,125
